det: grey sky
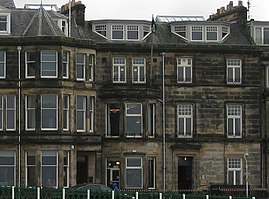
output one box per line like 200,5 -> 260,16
14,0 -> 269,21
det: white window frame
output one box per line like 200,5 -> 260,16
25,95 -> 36,131
177,104 -> 193,138
76,53 -> 86,81
0,96 -> 3,130
227,59 -> 242,84
25,51 -> 36,78
112,25 -> 124,40
0,151 -> 16,186
94,24 -> 107,38
113,57 -> 126,83
41,51 -> 58,78
147,103 -> 156,138
76,95 -> 86,132
0,51 -> 6,79
127,25 -> 139,40
89,96 -> 94,132
63,151 -> 70,188
89,54 -> 94,81
227,105 -> 242,138
0,13 -> 11,35
126,103 -> 142,137
174,25 -> 187,40
191,26 -> 203,41
227,158 -> 242,185
206,26 -> 218,41
41,150 -> 58,188
6,95 -> 16,131
132,58 -> 146,83
25,151 -> 35,187
125,157 -> 143,189
148,157 -> 156,189
63,95 -> 69,131
62,51 -> 69,79
177,58 -> 192,83
41,94 -> 58,130
254,26 -> 269,45
266,66 -> 269,88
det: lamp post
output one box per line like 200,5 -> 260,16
243,150 -> 249,197
160,52 -> 166,192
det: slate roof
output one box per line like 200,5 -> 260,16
0,0 -> 15,9
5,7 -> 67,37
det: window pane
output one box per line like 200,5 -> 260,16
126,169 -> 142,188
26,95 -> 36,130
41,95 -> 57,129
6,95 -> 15,130
255,27 -> 262,44
41,51 -> 57,77
0,151 -> 15,186
126,117 -> 141,136
0,16 -> 7,31
264,28 -> 269,44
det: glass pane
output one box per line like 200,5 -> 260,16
7,110 -> 14,129
228,171 -> 234,185
185,67 -> 191,81
42,110 -> 56,128
126,169 -> 142,187
236,171 -> 241,185
192,32 -> 202,40
178,118 -> 184,134
27,166 -> 35,186
227,68 -> 233,82
112,31 -> 123,39
178,67 -> 183,81
7,96 -> 14,108
255,27 -> 262,44
42,167 -> 56,187
127,158 -> 141,167
235,68 -> 240,82
126,117 -> 141,136
264,28 -> 269,44
77,112 -> 84,130
186,118 -> 192,135
128,31 -> 138,39
127,104 -> 141,114
42,95 -> 57,108
227,118 -> 233,135
207,32 -> 217,40
235,118 -> 241,135
0,167 -> 14,186
42,52 -> 56,61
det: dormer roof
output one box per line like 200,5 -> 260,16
21,7 -> 65,36
0,0 -> 15,9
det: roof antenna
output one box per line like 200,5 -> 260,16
247,0 -> 251,19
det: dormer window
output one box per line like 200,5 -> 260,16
254,27 -> 269,45
95,25 -> 107,37
222,26 -> 229,39
172,23 -> 230,43
112,25 -> 124,40
0,12 -> 10,34
127,25 -> 139,40
92,21 -> 151,41
143,25 -> 150,38
174,26 -> 186,39
206,26 -> 218,41
191,26 -> 203,41
0,16 -> 7,31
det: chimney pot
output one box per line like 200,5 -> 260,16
238,0 -> 243,6
220,6 -> 225,14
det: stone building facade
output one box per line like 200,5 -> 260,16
0,0 -> 266,192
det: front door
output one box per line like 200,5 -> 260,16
77,154 -> 88,184
178,157 -> 193,190
107,160 -> 120,188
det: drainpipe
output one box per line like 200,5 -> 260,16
160,52 -> 166,192
17,46 -> 22,187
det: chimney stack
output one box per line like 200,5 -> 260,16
61,0 -> 85,26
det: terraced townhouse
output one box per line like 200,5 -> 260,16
0,0 -> 266,193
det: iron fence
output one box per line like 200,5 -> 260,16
0,186 -> 258,199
